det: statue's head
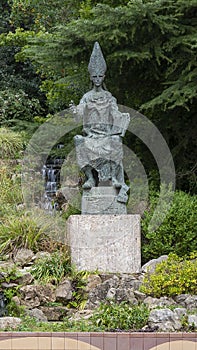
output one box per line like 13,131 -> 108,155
88,42 -> 107,87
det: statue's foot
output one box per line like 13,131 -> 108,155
82,178 -> 95,189
112,178 -> 122,189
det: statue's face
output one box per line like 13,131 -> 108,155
91,74 -> 105,87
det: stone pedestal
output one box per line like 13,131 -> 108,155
67,214 -> 141,273
82,187 -> 127,214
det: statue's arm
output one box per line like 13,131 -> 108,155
69,97 -> 86,122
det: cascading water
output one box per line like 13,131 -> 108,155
41,144 -> 64,214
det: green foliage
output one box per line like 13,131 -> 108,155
0,127 -> 24,158
7,301 -> 149,332
31,251 -> 72,285
0,214 -> 49,255
67,270 -> 89,310
0,89 -> 43,126
141,253 -> 197,297
142,190 -> 197,263
0,163 -> 22,218
0,266 -> 25,317
10,0 -> 195,191
90,301 -> 149,331
9,0 -> 81,31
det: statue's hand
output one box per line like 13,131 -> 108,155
69,100 -> 77,114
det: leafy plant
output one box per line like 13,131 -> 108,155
90,301 -> 149,331
67,269 -> 89,309
0,214 -> 49,255
0,164 -> 22,215
0,127 -> 24,158
31,251 -> 72,285
142,190 -> 197,263
0,89 -> 42,126
140,253 -> 197,297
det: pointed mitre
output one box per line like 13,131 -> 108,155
88,42 -> 107,76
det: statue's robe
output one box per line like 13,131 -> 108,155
74,90 -> 130,182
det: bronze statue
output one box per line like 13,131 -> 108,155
72,42 -> 130,208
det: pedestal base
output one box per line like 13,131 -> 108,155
82,187 -> 127,214
67,214 -> 141,273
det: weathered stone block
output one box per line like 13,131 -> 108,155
82,187 -> 127,214
67,214 -> 141,273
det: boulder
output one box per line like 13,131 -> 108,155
85,274 -> 102,292
144,296 -> 176,309
86,275 -> 119,309
134,290 -> 146,301
0,317 -> 21,330
27,308 -> 48,322
69,309 -> 93,321
14,249 -> 35,266
174,307 -> 187,318
148,308 -> 182,331
141,255 -> 168,274
119,274 -> 142,290
34,251 -> 51,261
19,284 -> 55,308
40,306 -> 70,321
55,279 -> 73,304
188,314 -> 197,328
175,294 -> 197,310
15,271 -> 34,285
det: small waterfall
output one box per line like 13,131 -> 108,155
41,144 -> 65,214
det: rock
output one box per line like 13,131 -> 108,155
0,261 -> 15,270
134,290 -> 146,301
86,275 -> 119,309
119,274 -> 142,290
188,314 -> 197,328
144,296 -> 176,309
15,271 -> 34,285
85,274 -> 102,292
174,307 -> 187,317
106,287 -> 116,299
55,279 -> 73,304
34,251 -> 51,261
0,317 -> 21,330
27,308 -> 48,322
148,308 -> 182,332
1,282 -> 18,289
174,294 -> 197,310
40,306 -> 70,321
14,249 -> 35,266
141,255 -> 168,274
69,309 -> 93,321
115,288 -> 137,304
184,295 -> 197,310
12,296 -> 21,306
174,294 -> 190,306
19,284 -> 55,308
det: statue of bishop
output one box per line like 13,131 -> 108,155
73,42 -> 130,205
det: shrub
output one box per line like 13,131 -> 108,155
0,89 -> 42,125
0,165 -> 22,209
140,253 -> 197,297
31,251 -> 72,285
90,301 -> 149,331
142,189 -> 197,263
0,214 -> 49,255
0,127 -> 24,158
